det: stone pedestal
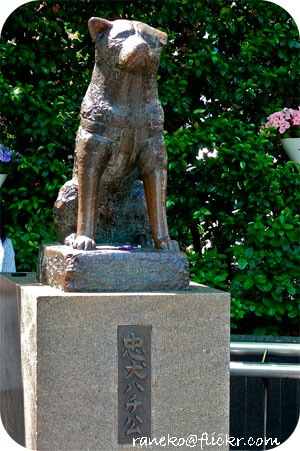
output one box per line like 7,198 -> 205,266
0,273 -> 230,451
37,244 -> 190,292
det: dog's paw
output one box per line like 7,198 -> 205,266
155,238 -> 179,251
65,234 -> 96,250
64,233 -> 77,246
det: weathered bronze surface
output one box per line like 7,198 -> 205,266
37,244 -> 190,292
54,17 -> 178,251
54,179 -> 152,247
118,325 -> 151,444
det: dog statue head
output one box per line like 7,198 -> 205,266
88,17 -> 168,74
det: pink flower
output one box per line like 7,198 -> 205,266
291,109 -> 300,126
260,107 -> 300,137
279,123 -> 290,134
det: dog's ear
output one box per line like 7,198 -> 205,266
156,30 -> 168,47
88,17 -> 112,41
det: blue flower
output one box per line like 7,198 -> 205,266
0,144 -> 18,164
0,148 -> 12,163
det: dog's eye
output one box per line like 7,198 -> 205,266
141,33 -> 157,48
114,30 -> 134,40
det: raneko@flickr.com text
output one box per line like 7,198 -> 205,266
132,433 -> 280,448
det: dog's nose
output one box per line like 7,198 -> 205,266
118,37 -> 152,73
134,40 -> 150,54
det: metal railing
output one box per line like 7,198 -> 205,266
230,342 -> 300,358
230,361 -> 300,379
230,341 -> 300,450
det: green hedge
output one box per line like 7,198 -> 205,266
1,0 -> 299,334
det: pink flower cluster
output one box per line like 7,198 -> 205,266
261,107 -> 300,135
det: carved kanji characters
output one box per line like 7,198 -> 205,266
122,333 -> 146,361
125,359 -> 146,380
125,414 -> 144,436
125,394 -> 143,412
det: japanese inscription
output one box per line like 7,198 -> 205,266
118,325 -> 152,444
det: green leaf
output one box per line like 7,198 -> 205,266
237,258 -> 247,270
243,278 -> 254,290
193,109 -> 205,114
287,286 -> 297,296
255,274 -> 267,284
266,229 -> 275,237
283,224 -> 293,230
193,211 -> 202,219
264,79 -> 271,88
245,248 -> 253,259
271,291 -> 282,302
288,311 -> 299,318
215,273 -> 228,282
262,297 -> 273,308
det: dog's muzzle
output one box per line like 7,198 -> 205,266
118,39 -> 152,73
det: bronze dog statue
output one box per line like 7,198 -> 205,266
60,17 -> 178,252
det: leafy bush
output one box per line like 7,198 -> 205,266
1,0 -> 299,333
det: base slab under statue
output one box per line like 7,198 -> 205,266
0,273 -> 230,451
37,244 -> 190,292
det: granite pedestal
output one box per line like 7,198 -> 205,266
0,273 -> 230,451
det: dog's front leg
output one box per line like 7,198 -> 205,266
138,135 -> 179,251
143,168 -> 179,251
65,128 -> 112,250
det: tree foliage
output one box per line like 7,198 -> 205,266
1,0 -> 299,334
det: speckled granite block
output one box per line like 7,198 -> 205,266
37,244 -> 190,292
0,274 -> 230,451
